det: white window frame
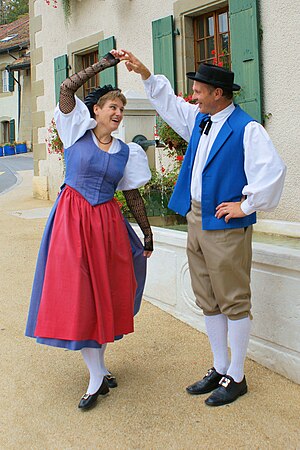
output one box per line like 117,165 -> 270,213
2,70 -> 10,93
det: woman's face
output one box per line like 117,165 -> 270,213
93,98 -> 125,132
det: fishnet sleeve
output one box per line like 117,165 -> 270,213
122,189 -> 153,251
59,52 -> 119,114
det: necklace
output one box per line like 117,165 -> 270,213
93,131 -> 113,145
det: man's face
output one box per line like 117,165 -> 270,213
192,81 -> 217,115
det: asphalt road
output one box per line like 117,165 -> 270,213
0,153 -> 33,195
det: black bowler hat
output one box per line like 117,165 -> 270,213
187,63 -> 240,91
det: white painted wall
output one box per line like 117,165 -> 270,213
259,1 -> 300,223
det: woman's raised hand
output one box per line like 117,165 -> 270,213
110,49 -> 151,80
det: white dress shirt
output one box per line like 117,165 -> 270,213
54,96 -> 151,190
143,74 -> 286,215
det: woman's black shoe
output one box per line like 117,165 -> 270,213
78,377 -> 109,410
105,372 -> 118,388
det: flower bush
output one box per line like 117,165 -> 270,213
211,48 -> 230,69
157,117 -> 187,157
46,118 -> 64,160
156,92 -> 193,158
115,158 -> 183,219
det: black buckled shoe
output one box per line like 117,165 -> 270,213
205,375 -> 247,406
78,377 -> 109,410
186,368 -> 224,395
105,372 -> 118,389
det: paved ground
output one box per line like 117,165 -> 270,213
1,157 -> 300,449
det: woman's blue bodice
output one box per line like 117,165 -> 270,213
63,131 -> 129,205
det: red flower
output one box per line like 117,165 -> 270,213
218,61 -> 223,67
161,167 -> 166,173
213,58 -> 217,65
176,155 -> 183,161
184,95 -> 193,102
211,50 -> 216,55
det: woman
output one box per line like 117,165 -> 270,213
25,52 -> 153,410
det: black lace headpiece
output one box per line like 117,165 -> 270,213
84,85 -> 120,117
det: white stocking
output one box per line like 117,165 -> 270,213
99,343 -> 110,376
227,316 -> 251,382
81,346 -> 108,394
205,314 -> 229,375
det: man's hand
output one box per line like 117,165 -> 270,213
215,200 -> 247,223
110,49 -> 151,80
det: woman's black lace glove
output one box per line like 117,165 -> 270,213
59,52 -> 120,114
122,189 -> 153,252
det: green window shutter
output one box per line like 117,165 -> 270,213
98,37 -> 117,87
54,54 -> 69,104
8,71 -> 14,92
229,0 -> 262,122
152,15 -> 176,90
9,119 -> 15,143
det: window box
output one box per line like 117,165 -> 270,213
15,142 -> 27,154
3,143 -> 15,156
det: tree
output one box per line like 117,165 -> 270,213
0,0 -> 28,25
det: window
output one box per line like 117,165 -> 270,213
2,70 -> 10,93
193,8 -> 231,70
82,51 -> 99,98
1,121 -> 10,143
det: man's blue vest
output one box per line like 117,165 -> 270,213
168,105 -> 257,230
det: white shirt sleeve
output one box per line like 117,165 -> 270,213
116,142 -> 151,191
143,74 -> 198,142
53,96 -> 97,149
241,122 -> 287,215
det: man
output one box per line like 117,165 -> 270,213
113,50 -> 286,406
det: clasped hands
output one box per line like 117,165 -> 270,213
110,49 -> 151,80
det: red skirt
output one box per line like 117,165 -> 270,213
34,186 -> 137,344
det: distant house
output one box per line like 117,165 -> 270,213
0,14 -> 31,147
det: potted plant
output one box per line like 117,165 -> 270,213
3,142 -> 15,156
15,141 -> 28,154
46,118 -> 64,159
156,92 -> 193,158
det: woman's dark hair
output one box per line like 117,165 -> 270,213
84,85 -> 126,118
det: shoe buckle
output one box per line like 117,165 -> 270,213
205,368 -> 214,377
219,376 -> 231,388
81,393 -> 90,400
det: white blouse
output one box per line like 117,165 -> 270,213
143,74 -> 286,215
54,96 -> 151,191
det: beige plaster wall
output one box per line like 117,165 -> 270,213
259,1 -> 300,223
